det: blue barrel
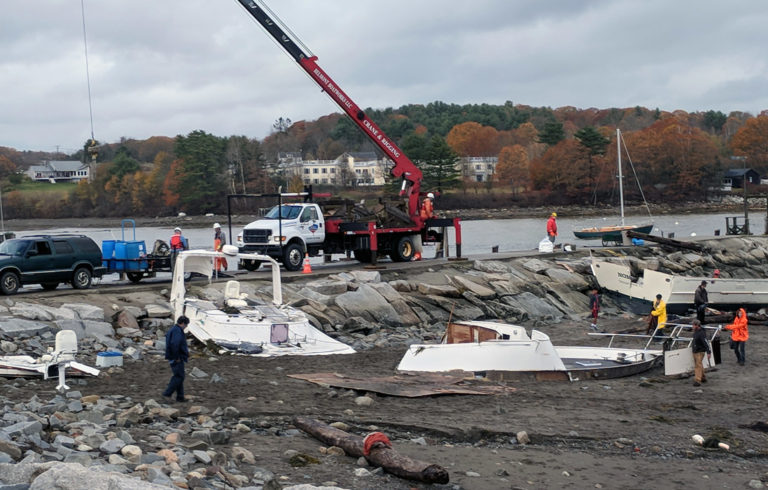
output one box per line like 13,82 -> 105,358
114,242 -> 127,259
102,240 -> 116,260
124,241 -> 147,271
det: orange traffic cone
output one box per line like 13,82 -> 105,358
302,253 -> 312,274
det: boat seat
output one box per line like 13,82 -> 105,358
225,280 -> 248,308
51,330 -> 78,363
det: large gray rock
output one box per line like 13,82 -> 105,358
55,320 -> 115,342
145,304 -> 173,318
61,304 -> 105,321
334,284 -> 401,326
29,462 -> 166,489
9,303 -> 54,321
368,283 -> 420,326
543,268 -> 590,289
449,275 -> 496,299
0,319 -> 53,337
501,292 -> 564,321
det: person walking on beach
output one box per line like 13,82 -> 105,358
649,293 -> 667,340
724,308 -> 748,366
694,281 -> 708,323
588,288 -> 600,331
546,212 -> 558,243
162,315 -> 190,403
691,319 -> 711,386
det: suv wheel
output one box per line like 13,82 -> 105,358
72,267 -> 92,289
0,271 -> 20,295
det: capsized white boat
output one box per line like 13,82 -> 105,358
397,320 -> 663,381
590,256 -> 768,315
170,247 -> 355,356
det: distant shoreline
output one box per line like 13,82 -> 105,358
3,202 -> 751,231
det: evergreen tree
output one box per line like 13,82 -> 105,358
422,135 -> 460,192
173,130 -> 227,214
575,127 -> 610,156
538,121 -> 565,146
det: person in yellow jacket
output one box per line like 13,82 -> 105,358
650,293 -> 667,340
724,307 -> 748,365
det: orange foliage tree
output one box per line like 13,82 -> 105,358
446,122 -> 499,157
495,145 -> 529,194
529,139 -> 593,202
729,115 -> 768,172
626,118 -> 720,199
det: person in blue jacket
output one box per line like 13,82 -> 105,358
162,315 -> 190,402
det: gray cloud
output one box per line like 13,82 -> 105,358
1,0 -> 766,152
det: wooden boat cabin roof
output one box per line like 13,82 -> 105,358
445,320 -> 529,344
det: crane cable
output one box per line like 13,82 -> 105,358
80,0 -> 98,160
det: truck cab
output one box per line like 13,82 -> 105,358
237,203 -> 325,271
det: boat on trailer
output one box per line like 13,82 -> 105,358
170,247 -> 355,356
590,256 -> 768,315
397,320 -> 664,381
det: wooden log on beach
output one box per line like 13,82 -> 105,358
626,230 -> 706,251
293,416 -> 449,484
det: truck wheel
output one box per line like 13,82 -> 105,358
392,236 -> 415,262
0,271 -> 20,295
241,259 -> 261,271
41,282 -> 59,291
126,272 -> 144,283
353,249 -> 372,263
283,243 -> 304,271
72,267 -> 93,289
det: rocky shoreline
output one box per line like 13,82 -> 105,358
1,236 -> 767,489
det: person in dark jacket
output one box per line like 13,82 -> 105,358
694,281 -> 708,323
691,319 -> 711,386
162,315 -> 190,402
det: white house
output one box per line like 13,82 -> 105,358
26,160 -> 90,183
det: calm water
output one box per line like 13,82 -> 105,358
12,212 -> 757,262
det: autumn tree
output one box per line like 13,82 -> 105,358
729,115 -> 768,173
445,122 -> 499,157
226,136 -> 272,194
495,145 -> 529,194
575,127 -> 610,204
529,139 -> 592,202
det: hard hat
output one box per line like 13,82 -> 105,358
551,212 -> 557,217
174,227 -> 181,232
213,223 -> 221,229
427,192 -> 434,199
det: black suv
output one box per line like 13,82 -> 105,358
0,235 -> 106,294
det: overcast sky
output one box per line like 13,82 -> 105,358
2,0 -> 767,153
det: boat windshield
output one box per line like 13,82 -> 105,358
264,205 -> 302,220
0,239 -> 31,256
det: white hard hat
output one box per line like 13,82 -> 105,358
427,192 -> 435,199
213,223 -> 221,229
174,227 -> 181,232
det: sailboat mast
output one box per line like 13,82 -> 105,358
617,128 -> 625,226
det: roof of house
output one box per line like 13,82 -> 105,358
30,160 -> 87,172
724,168 -> 757,177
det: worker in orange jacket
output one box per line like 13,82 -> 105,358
213,223 -> 228,273
546,212 -> 557,243
724,308 -> 748,365
420,192 -> 435,220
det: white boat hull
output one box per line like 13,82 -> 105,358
397,321 -> 661,381
171,249 -> 354,356
591,258 -> 768,314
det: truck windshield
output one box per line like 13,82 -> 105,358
265,205 -> 302,220
0,239 -> 31,256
